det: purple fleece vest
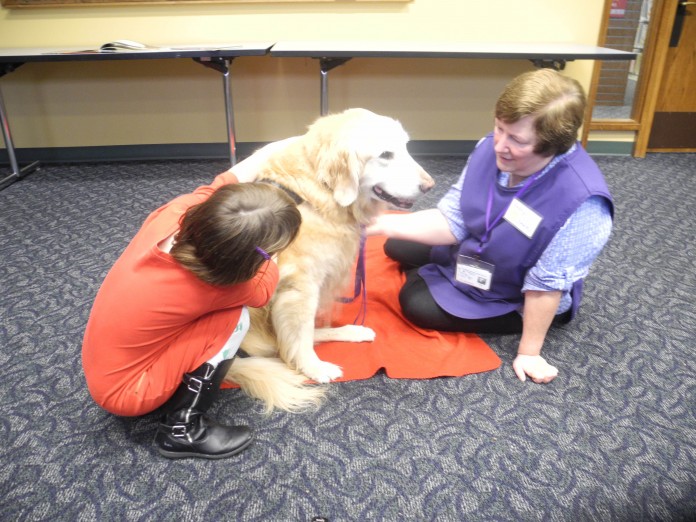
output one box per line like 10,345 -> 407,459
419,135 -> 613,320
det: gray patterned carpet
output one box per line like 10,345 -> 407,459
1,153 -> 695,521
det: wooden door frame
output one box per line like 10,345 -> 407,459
583,0 -> 679,157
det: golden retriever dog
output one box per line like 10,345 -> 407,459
225,108 -> 434,412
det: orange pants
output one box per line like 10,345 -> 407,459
84,308 -> 243,417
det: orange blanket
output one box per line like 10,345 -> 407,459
225,236 -> 501,387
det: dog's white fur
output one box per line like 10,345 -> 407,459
224,108 -> 434,412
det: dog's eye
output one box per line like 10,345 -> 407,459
379,151 -> 394,160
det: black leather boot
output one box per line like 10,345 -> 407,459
154,359 -> 254,459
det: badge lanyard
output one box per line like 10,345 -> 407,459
457,172 -> 543,291
477,172 -> 542,256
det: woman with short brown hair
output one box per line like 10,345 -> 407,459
370,69 -> 613,385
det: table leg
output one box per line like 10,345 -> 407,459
221,63 -> 236,166
193,57 -> 237,166
320,66 -> 329,116
0,86 -> 40,191
318,58 -> 352,116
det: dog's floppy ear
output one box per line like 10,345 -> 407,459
311,123 -> 363,207
323,147 -> 361,207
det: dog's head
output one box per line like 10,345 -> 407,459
307,108 -> 434,213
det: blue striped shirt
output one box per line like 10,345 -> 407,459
437,143 -> 613,314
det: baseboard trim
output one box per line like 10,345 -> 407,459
1,143 -> 241,165
0,140 -> 633,165
585,141 -> 635,155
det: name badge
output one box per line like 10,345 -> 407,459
456,255 -> 495,291
503,198 -> 543,239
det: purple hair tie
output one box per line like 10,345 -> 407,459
255,246 -> 271,260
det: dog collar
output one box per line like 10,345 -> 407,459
258,178 -> 304,205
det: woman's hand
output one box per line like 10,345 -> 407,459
365,213 -> 392,236
512,354 -> 558,384
514,290 -> 561,384
366,209 -> 456,245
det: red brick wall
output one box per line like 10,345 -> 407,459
597,0 -> 643,106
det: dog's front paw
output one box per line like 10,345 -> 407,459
302,360 -> 343,384
313,325 -> 376,343
344,325 -> 376,342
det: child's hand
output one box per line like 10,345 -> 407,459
228,137 -> 301,183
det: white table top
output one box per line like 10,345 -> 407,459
0,41 -> 636,64
270,41 -> 636,61
0,42 -> 275,64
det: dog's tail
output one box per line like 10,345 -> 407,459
225,356 -> 326,414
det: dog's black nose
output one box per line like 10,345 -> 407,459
419,172 -> 435,193
420,182 -> 434,194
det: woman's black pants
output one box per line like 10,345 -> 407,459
384,239 -> 569,334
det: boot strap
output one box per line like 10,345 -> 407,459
160,419 -> 197,438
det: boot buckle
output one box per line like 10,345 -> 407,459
171,424 -> 188,438
186,376 -> 203,393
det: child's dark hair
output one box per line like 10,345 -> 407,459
171,183 -> 302,286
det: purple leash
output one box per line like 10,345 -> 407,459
337,226 -> 367,325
